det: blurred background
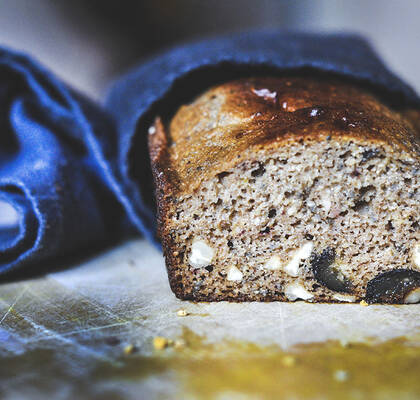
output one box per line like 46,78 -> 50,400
0,0 -> 419,101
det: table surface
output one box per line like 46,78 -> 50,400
0,239 -> 419,400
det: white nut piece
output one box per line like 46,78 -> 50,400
263,255 -> 281,270
287,202 -> 299,216
333,369 -> 349,382
412,243 -> 420,268
284,242 -> 314,277
284,282 -> 314,301
227,266 -> 243,281
332,293 -> 357,303
189,239 -> 214,268
306,200 -> 316,208
404,288 -> 420,304
320,192 -> 332,213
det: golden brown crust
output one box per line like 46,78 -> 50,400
148,76 -> 420,301
149,118 -> 186,298
153,76 -> 420,197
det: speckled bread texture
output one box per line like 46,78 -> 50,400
149,76 -> 420,303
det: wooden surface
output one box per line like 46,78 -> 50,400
0,239 -> 419,399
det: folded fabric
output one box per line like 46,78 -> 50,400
0,48 -> 130,275
106,31 -> 420,249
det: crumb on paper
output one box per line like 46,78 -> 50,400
333,369 -> 349,382
174,339 -> 186,349
177,309 -> 189,317
153,336 -> 170,350
123,344 -> 137,355
281,355 -> 296,367
360,300 -> 369,307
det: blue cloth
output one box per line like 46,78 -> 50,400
0,48 -> 128,275
1,32 -> 419,275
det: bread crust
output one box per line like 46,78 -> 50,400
148,76 -> 420,300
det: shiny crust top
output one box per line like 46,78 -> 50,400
149,76 -> 420,197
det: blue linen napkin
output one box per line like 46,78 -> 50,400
1,31 -> 419,275
0,48 -> 128,275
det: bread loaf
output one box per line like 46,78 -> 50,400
149,76 -> 420,303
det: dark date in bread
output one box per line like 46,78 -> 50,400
148,76 -> 420,303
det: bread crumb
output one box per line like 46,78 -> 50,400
123,344 -> 137,355
360,300 -> 369,306
333,369 -> 349,382
282,355 -> 296,367
339,338 -> 350,348
153,336 -> 169,350
174,339 -> 186,349
177,309 -> 189,317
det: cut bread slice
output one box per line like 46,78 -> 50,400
149,76 -> 420,303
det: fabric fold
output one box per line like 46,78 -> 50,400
0,48 -> 126,274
